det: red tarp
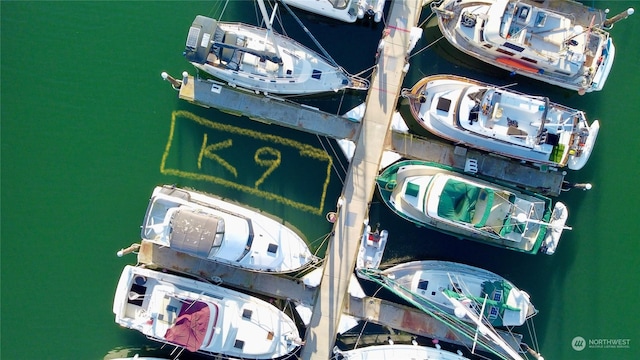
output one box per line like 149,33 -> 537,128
164,301 -> 210,352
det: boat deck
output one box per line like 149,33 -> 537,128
529,0 -> 607,27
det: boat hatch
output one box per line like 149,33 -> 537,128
267,243 -> 278,254
405,182 -> 420,197
242,309 -> 253,320
169,209 -> 225,258
436,97 -> 452,113
234,339 -> 245,349
517,6 -> 531,23
312,69 -> 322,80
128,283 -> 147,306
418,279 -> 429,291
186,27 -> 201,49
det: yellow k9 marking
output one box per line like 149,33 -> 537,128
161,110 -> 332,215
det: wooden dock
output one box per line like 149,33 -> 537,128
299,1 -> 425,358
136,241 -> 524,357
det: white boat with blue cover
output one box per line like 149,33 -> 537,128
141,185 -> 318,273
404,74 -> 599,170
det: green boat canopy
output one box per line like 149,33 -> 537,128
437,179 -> 494,226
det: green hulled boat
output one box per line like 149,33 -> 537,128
376,160 -> 569,255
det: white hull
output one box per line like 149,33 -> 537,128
282,0 -> 358,23
405,75 -> 599,170
334,344 -> 469,359
383,260 -> 536,326
112,265 -> 301,359
432,0 -> 616,93
356,224 -> 388,270
185,16 -> 367,95
378,161 -> 568,255
142,185 -> 318,273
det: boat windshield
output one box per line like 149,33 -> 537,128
328,0 -> 349,9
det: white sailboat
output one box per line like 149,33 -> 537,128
184,1 -> 368,95
383,260 -> 537,327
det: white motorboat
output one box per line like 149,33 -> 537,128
404,74 -> 599,170
281,0 -> 384,23
141,185 -> 318,273
383,260 -> 537,327
377,160 -> 570,255
333,343 -> 469,359
183,2 -> 368,95
431,0 -> 631,93
113,265 -> 302,359
356,224 -> 388,270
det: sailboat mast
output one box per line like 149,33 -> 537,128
446,296 -> 526,360
257,0 -> 281,62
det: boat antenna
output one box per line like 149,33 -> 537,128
277,0 -> 340,68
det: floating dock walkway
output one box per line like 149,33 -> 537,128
300,2 -> 425,356
137,240 -> 523,356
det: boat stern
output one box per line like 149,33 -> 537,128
541,202 -> 569,255
588,38 -> 616,92
184,15 -> 218,65
568,120 -> 600,170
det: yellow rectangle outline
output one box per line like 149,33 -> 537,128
160,110 -> 332,215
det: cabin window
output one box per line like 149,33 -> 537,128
496,48 -> 515,56
312,69 -> 322,80
234,340 -> 245,349
521,57 -> 537,64
503,42 -> 524,52
492,290 -> 503,302
535,12 -> 547,27
518,6 -> 530,21
488,306 -> 499,319
483,43 -> 493,49
418,280 -> 429,290
267,243 -> 278,254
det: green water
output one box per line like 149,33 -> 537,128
2,1 -> 638,359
